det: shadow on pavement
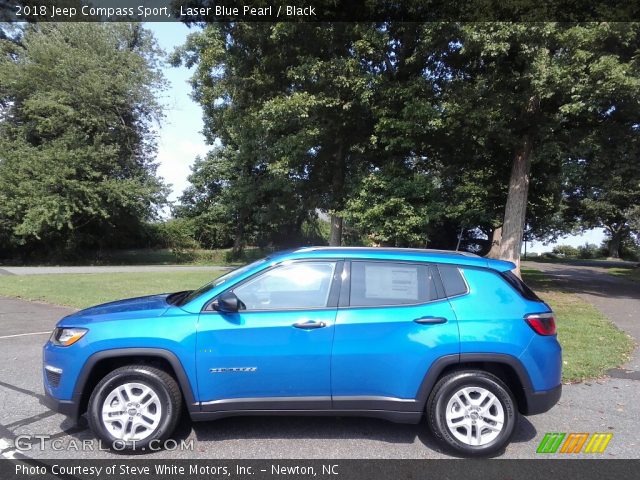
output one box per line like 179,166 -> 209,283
48,409 -> 537,458
180,412 -> 535,456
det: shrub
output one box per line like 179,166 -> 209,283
552,245 -> 579,257
620,238 -> 640,262
577,243 -> 601,259
154,219 -> 200,262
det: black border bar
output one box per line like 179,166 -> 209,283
2,0 -> 640,23
1,459 -> 639,480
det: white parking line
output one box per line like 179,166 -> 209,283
0,331 -> 50,340
0,438 -> 17,458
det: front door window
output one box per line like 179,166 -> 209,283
233,261 -> 336,310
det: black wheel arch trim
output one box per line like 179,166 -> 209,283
72,347 -> 198,415
415,352 -> 558,415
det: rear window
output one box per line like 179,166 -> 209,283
350,261 -> 438,307
438,265 -> 469,297
500,270 -> 542,302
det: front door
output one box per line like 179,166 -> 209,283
196,260 -> 340,410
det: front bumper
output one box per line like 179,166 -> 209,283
41,389 -> 82,421
522,383 -> 562,415
42,339 -> 87,423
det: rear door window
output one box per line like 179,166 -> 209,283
349,261 -> 438,307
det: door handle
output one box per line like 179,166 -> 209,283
292,320 -> 327,329
413,316 -> 448,325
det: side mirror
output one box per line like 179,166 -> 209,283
212,291 -> 240,313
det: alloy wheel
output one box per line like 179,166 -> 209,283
101,382 -> 162,442
444,385 -> 505,446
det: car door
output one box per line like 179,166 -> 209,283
196,260 -> 341,410
331,260 -> 459,409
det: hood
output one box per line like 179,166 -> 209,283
60,294 -> 171,325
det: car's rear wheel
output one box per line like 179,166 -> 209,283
426,370 -> 517,456
87,364 -> 182,451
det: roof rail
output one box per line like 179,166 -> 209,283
294,246 -> 480,257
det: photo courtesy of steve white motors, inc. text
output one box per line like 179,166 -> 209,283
15,463 -> 340,477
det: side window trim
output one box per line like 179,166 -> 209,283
436,264 -> 470,299
204,259 -> 343,313
326,260 -> 344,308
431,264 -> 446,299
338,261 -> 351,308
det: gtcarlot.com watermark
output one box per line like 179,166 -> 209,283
13,435 -> 194,452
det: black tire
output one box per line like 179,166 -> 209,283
426,370 -> 517,457
87,364 -> 182,451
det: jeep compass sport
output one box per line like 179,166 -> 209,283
43,247 -> 561,456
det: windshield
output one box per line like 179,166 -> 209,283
176,257 -> 269,306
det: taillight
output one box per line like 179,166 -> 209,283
525,312 -> 556,335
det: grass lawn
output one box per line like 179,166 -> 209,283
0,271 -> 222,310
607,266 -> 640,282
522,269 -> 633,383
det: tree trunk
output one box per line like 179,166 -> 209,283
329,143 -> 345,247
329,215 -> 343,246
495,95 -> 539,277
498,133 -> 533,277
455,226 -> 464,251
231,215 -> 245,258
487,226 -> 503,258
608,228 -> 623,258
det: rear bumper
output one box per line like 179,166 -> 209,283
522,384 -> 562,415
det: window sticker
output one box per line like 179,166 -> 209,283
364,264 -> 419,300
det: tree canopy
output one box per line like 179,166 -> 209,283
175,22 -> 640,261
2,21 -> 638,263
0,23 -> 168,257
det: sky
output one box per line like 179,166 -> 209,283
146,22 -> 207,203
525,229 -> 605,254
145,23 -> 606,253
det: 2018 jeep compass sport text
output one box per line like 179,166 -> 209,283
43,247 -> 561,456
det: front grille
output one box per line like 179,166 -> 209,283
45,368 -> 61,387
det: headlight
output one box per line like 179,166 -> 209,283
50,328 -> 88,347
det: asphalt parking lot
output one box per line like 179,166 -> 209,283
0,263 -> 638,459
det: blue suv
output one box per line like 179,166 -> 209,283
43,247 -> 561,456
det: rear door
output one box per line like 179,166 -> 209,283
331,260 -> 459,408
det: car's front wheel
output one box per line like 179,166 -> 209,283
87,364 -> 182,451
426,370 -> 517,456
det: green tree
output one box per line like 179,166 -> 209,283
344,164 -> 439,247
629,206 -> 640,233
175,21 -> 640,263
353,23 -> 566,255
564,127 -> 640,258
438,23 -> 640,271
174,22 -> 377,250
175,145 -> 313,251
0,23 -> 168,257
